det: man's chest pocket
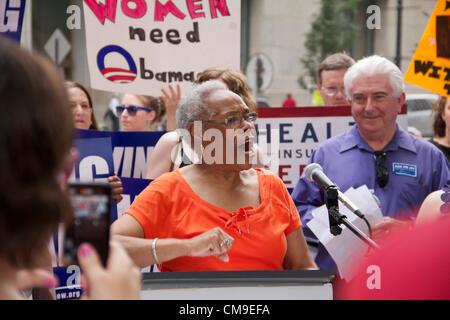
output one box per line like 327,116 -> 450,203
395,175 -> 430,204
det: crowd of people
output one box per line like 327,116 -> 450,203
1,33 -> 449,301
0,38 -> 141,300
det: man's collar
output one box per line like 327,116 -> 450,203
384,126 -> 417,153
339,126 -> 371,152
339,125 -> 417,154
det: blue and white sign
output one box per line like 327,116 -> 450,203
0,0 -> 26,42
73,137 -> 115,182
54,131 -> 157,299
53,266 -> 82,300
74,129 -> 161,217
72,136 -> 118,222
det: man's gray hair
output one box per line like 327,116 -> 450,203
176,80 -> 228,130
344,55 -> 405,99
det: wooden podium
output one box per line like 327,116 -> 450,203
141,270 -> 334,300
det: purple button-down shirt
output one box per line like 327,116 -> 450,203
292,125 -> 450,271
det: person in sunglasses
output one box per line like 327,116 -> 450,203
112,80 -> 316,272
292,55 -> 450,275
118,94 -> 167,132
317,53 -> 355,106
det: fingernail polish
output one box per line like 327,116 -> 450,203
45,278 -> 55,289
79,244 -> 92,257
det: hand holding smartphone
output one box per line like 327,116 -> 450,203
63,182 -> 112,267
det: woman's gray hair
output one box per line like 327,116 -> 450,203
176,80 -> 228,130
344,55 -> 405,99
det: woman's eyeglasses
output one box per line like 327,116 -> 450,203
205,112 -> 258,129
116,105 -> 152,116
374,151 -> 389,188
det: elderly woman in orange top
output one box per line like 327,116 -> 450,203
112,80 -> 316,271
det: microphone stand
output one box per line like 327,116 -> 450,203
325,186 -> 380,250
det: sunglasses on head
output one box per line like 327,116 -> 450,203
374,151 -> 389,188
116,105 -> 152,116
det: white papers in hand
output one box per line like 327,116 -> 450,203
307,185 -> 383,281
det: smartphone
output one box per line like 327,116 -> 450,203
63,182 -> 112,267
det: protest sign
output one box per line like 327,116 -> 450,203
75,129 -> 164,179
74,129 -> 160,216
54,132 -> 155,299
83,0 -> 241,95
405,0 -> 450,96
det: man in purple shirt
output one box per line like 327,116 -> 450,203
292,55 -> 450,272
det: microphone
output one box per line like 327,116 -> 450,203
304,163 -> 378,249
304,163 -> 364,219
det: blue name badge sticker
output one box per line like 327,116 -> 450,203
392,162 -> 417,178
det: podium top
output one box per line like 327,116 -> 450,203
143,270 -> 334,289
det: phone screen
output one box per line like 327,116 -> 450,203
63,183 -> 112,267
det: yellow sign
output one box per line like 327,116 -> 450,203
405,0 -> 450,97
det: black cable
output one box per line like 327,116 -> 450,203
362,216 -> 373,238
